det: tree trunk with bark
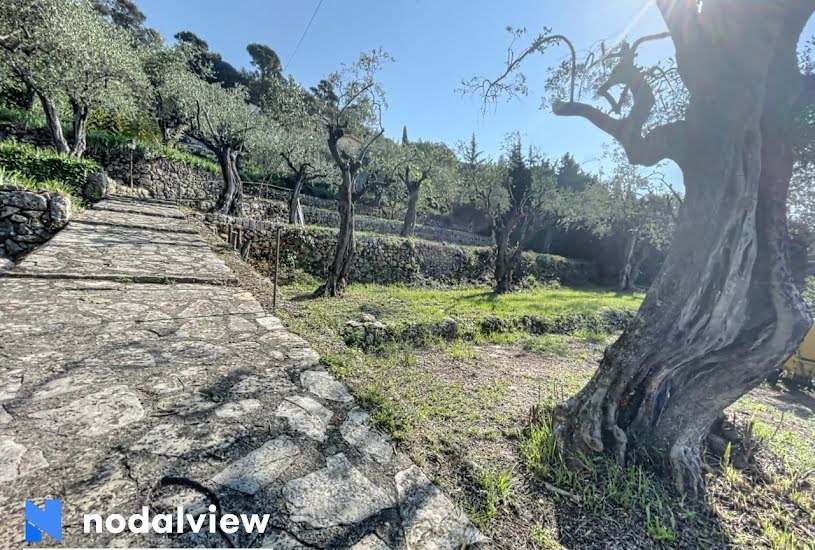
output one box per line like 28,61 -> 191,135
288,172 -> 306,225
546,2 -> 813,494
38,92 -> 69,155
69,99 -> 89,158
401,181 -> 420,237
321,167 -> 355,296
494,223 -> 523,293
618,232 -> 638,291
214,147 -> 242,216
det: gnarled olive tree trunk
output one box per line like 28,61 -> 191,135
548,2 -> 813,494
38,92 -> 69,155
69,99 -> 89,158
321,166 -> 355,297
214,147 -> 242,216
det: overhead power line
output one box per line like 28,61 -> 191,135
283,0 -> 324,72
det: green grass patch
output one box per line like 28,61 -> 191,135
284,278 -> 642,328
0,166 -> 83,210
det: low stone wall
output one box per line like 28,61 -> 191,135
200,213 -> 598,286
0,125 -> 221,202
342,310 -> 636,349
92,148 -> 221,202
239,197 -> 491,247
244,185 -> 479,234
0,186 -> 71,265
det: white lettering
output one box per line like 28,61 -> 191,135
82,514 -> 103,534
127,506 -> 150,534
220,514 -> 239,534
105,514 -> 126,534
151,513 -> 173,534
240,513 -> 270,534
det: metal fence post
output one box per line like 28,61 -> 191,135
273,226 -> 281,311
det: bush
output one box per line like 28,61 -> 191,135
0,167 -> 82,209
0,141 -> 98,192
0,106 -> 45,128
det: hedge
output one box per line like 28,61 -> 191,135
0,141 -> 99,192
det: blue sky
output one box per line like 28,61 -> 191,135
135,1 -> 814,187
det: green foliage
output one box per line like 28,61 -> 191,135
803,277 -> 814,310
0,167 -> 82,209
0,140 -> 98,191
84,129 -> 220,173
0,107 -> 45,128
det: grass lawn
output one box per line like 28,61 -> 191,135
280,274 -> 644,329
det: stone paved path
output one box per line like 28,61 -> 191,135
0,197 -> 485,548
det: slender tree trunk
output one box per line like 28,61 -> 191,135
214,147 -> 242,216
618,232 -> 638,291
288,172 -> 306,225
494,226 -> 514,293
554,121 -> 812,495
401,182 -> 420,237
541,225 -> 554,254
37,92 -> 69,155
321,168 -> 355,297
69,99 -> 89,158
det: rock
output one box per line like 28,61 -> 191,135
212,436 -> 300,494
340,408 -> 393,465
395,465 -> 486,549
0,258 -> 13,274
47,194 -> 71,226
258,530 -> 309,548
83,170 -> 109,202
214,398 -> 262,418
438,317 -> 458,338
275,395 -> 333,441
28,385 -> 145,437
9,214 -> 26,223
0,206 -> 19,218
4,190 -> 46,210
282,454 -> 393,528
300,369 -> 353,402
0,437 -> 48,483
130,422 -> 235,457
349,534 -> 392,550
359,313 -> 377,323
0,405 -> 11,424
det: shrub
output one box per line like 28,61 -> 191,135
0,141 -> 98,192
0,167 -> 82,209
0,106 -> 45,128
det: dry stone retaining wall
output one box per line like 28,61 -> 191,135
0,186 -> 71,264
200,212 -> 598,286
240,196 -> 491,246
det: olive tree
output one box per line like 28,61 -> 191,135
0,0 -> 77,153
468,1 -> 814,494
462,135 -> 552,293
394,127 -> 458,237
161,70 -> 260,214
266,79 -> 336,224
310,50 -> 391,297
0,0 -> 145,157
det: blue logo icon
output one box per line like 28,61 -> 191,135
25,499 -> 62,543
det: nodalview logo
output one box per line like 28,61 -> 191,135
25,499 -> 63,543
